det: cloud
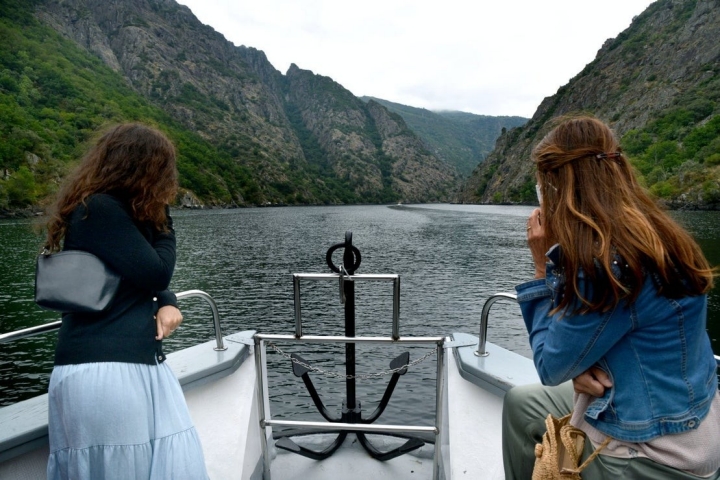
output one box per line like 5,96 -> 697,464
176,0 -> 655,117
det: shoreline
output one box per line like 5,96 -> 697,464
3,199 -> 719,221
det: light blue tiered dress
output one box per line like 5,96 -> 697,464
47,361 -> 209,480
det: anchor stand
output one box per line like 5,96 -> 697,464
275,232 -> 426,461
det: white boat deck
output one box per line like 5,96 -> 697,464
1,330 -> 539,479
187,333 -> 538,479
270,435 -> 435,480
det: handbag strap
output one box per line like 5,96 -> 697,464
560,434 -> 612,475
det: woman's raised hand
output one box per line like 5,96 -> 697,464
526,208 -> 546,279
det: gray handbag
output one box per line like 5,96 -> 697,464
35,249 -> 121,313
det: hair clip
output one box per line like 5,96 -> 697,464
596,152 -> 622,160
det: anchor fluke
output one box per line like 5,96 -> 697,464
275,432 -> 348,461
356,433 -> 425,461
390,351 -> 410,375
290,353 -> 311,377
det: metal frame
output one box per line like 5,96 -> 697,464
293,273 -> 401,340
0,289 -> 226,350
256,271 -> 445,480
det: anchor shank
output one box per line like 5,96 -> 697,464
343,231 -> 357,410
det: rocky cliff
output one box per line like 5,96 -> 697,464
30,0 -> 459,205
282,66 -> 457,202
458,0 -> 720,208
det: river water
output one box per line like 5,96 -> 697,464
1,204 -> 719,427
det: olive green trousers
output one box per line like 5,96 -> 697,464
501,382 -> 720,480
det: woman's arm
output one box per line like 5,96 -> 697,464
516,277 -> 633,386
520,210 -> 631,386
65,194 -> 176,291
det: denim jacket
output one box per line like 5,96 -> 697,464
515,245 -> 718,442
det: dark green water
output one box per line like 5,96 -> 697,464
1,204 -> 718,427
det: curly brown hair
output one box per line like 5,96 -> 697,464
533,115 -> 714,314
45,123 -> 178,251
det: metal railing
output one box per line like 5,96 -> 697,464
475,292 -> 518,357
176,290 -> 226,351
255,271 -> 445,480
0,319 -> 62,344
0,289 -> 226,351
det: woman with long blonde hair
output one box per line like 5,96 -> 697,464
502,116 -> 719,479
44,123 -> 208,479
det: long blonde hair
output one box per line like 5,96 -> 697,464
533,115 -> 713,313
45,123 -> 178,251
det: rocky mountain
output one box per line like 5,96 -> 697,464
361,97 -> 527,177
458,0 -> 720,209
283,67 -> 457,202
0,0 -> 459,210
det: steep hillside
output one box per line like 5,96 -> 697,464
283,66 -> 457,203
0,0 -> 260,208
0,0 -> 459,211
361,96 -> 527,176
458,0 -> 720,209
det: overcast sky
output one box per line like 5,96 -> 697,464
175,0 -> 655,118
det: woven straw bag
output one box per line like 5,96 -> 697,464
532,413 -> 610,480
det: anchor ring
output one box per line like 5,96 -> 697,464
326,243 -> 361,273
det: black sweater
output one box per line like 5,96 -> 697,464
54,194 -> 178,365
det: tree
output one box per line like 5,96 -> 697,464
5,165 -> 36,206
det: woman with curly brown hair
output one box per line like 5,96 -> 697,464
502,116 -> 720,479
44,123 -> 208,479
